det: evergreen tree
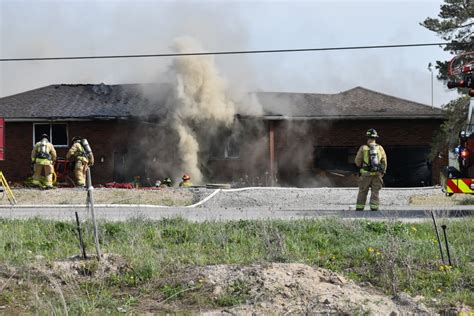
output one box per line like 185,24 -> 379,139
421,0 -> 473,158
421,0 -> 473,80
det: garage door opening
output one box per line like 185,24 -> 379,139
314,146 -> 432,187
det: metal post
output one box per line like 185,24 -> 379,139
269,120 -> 275,187
75,212 -> 87,259
430,211 -> 446,264
441,225 -> 453,266
86,168 -> 101,261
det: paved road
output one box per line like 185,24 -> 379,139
1,204 -> 473,222
2,187 -> 473,222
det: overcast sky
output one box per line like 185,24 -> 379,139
0,0 -> 460,107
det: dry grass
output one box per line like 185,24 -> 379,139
1,188 -> 194,206
409,192 -> 467,206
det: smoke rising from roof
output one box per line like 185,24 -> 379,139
164,37 -> 239,183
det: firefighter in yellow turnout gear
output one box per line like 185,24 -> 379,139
31,134 -> 57,189
66,137 -> 94,187
179,174 -> 193,187
355,128 -> 387,211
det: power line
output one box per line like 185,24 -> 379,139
0,42 -> 448,62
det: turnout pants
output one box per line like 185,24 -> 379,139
74,160 -> 87,186
32,163 -> 54,187
356,173 -> 383,211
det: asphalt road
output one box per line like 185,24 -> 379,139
1,204 -> 473,222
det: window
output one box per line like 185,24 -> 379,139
223,137 -> 240,159
210,135 -> 240,159
33,123 -> 68,147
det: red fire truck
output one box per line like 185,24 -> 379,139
441,51 -> 474,195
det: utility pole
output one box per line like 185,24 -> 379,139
428,62 -> 434,108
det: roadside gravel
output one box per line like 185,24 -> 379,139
198,187 -> 465,209
2,186 -> 469,209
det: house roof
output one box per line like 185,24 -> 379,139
0,83 -> 170,121
0,84 -> 445,121
256,87 -> 445,120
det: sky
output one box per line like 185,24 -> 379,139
0,0 -> 461,107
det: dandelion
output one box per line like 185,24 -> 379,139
411,226 -> 417,232
439,264 -> 452,272
437,288 -> 442,293
331,255 -> 336,260
367,247 -> 374,253
376,251 -> 382,256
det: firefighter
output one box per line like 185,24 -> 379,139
31,134 -> 57,189
66,136 -> 94,187
161,177 -> 172,188
355,128 -> 387,211
179,174 -> 193,187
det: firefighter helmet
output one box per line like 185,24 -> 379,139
366,128 -> 379,138
72,136 -> 82,143
182,174 -> 191,181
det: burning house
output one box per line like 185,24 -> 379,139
0,83 -> 445,187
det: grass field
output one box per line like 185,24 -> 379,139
0,217 -> 472,314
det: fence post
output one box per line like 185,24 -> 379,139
87,168 -> 101,261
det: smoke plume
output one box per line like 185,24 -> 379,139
166,37 -> 237,183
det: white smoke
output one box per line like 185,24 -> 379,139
167,37 -> 237,183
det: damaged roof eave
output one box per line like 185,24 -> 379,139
4,116 -> 131,122
256,115 -> 446,120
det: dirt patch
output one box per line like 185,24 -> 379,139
2,260 -> 471,314
46,253 -> 131,281
2,188 -> 194,206
158,263 -> 434,315
408,192 -> 466,206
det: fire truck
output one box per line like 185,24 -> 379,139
441,51 -> 474,195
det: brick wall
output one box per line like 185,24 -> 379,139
0,120 -> 134,185
273,119 -> 445,185
0,118 -> 445,186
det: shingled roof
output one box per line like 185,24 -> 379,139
0,84 -> 444,121
0,83 -> 170,120
256,87 -> 445,120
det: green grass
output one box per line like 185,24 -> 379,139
0,217 -> 473,314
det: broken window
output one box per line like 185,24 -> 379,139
33,123 -> 68,147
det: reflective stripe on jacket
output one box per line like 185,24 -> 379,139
31,140 -> 57,163
355,143 -> 387,175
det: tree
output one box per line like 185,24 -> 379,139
421,0 -> 473,80
421,0 -> 473,158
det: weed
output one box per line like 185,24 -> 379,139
215,279 -> 251,307
161,284 -> 186,299
78,260 -> 99,276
